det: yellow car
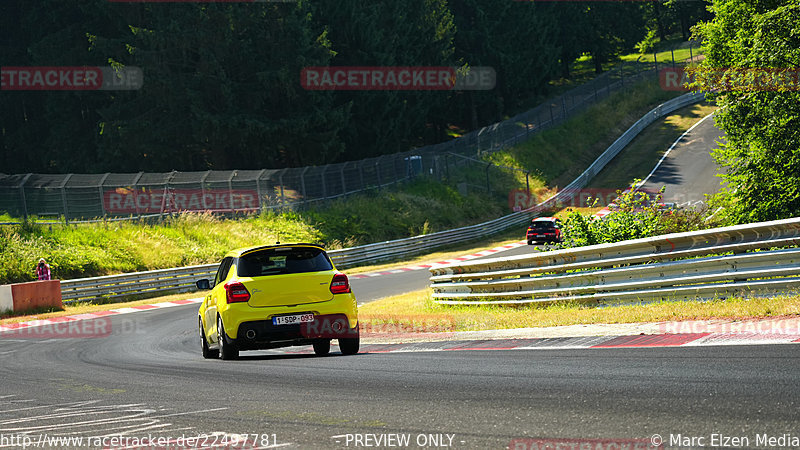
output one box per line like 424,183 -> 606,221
196,243 -> 359,360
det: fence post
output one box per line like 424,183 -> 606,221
277,168 -> 286,208
60,174 -> 73,224
300,166 -> 310,205
320,165 -> 328,199
654,51 -> 658,73
131,172 -> 144,220
256,169 -> 266,213
200,171 -> 211,212
18,173 -> 32,221
358,161 -> 365,191
98,173 -> 110,219
525,171 -> 530,195
391,155 -> 399,184
485,163 -> 491,193
165,170 -> 178,217
228,171 -> 236,213
375,157 -> 383,189
340,162 -> 348,197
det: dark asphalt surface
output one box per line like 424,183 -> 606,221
1,308 -> 799,449
641,113 -> 726,206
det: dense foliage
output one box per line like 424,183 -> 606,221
558,184 -> 708,248
0,0 -> 708,174
693,0 -> 800,223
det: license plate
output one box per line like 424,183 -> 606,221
272,313 -> 314,326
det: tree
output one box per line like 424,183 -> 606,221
694,0 -> 800,223
449,0 -> 560,125
311,0 -> 458,159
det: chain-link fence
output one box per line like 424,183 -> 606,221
0,46 -> 696,223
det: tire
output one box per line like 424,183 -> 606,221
312,339 -> 331,356
527,240 -> 533,245
338,327 -> 360,355
200,319 -> 219,359
217,316 -> 239,360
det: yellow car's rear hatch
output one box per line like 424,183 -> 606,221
243,272 -> 334,307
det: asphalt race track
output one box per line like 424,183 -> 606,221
1,307 -> 799,449
641,113 -> 726,207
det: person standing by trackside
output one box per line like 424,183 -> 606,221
36,258 -> 51,281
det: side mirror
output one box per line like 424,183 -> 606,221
196,279 -> 211,290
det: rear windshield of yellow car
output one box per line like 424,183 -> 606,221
237,247 -> 333,277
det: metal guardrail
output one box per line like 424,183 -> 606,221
57,92 -> 705,303
61,265 -> 218,303
429,217 -> 800,305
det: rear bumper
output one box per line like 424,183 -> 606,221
220,293 -> 358,339
234,314 -> 358,350
527,235 -> 561,243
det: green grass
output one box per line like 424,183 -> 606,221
359,289 -> 800,332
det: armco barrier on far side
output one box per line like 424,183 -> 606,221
430,217 -> 800,305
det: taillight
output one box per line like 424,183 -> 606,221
330,273 -> 351,294
224,281 -> 250,303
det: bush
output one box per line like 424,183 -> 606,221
556,182 -> 710,248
